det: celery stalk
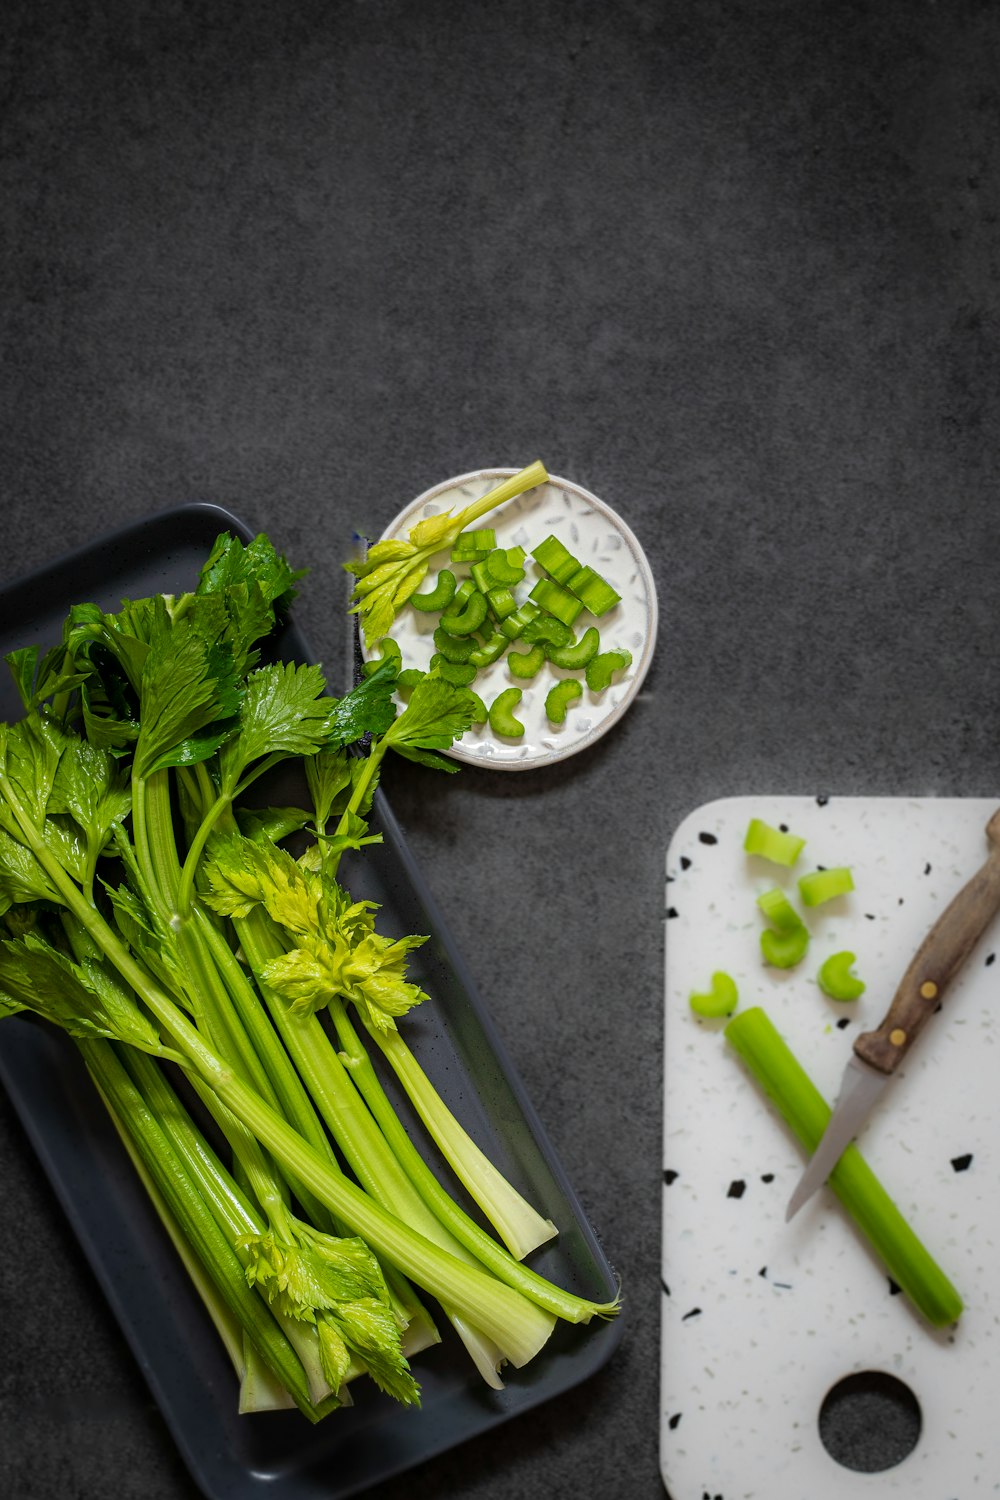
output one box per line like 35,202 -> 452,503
725,1007 -> 962,1327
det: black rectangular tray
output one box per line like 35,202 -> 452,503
0,504 -> 622,1500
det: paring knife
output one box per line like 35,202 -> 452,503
785,807 -> 1000,1222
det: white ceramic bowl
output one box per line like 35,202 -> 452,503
364,467 -> 658,770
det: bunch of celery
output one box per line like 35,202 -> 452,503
0,531 -> 617,1419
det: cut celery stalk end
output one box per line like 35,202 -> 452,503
371,1027 -> 559,1262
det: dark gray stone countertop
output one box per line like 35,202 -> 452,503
2,3 -> 999,1498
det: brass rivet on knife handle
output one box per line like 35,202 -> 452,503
854,809 -> 1000,1076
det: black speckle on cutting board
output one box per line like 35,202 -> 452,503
816,795 -> 829,806
934,1001 -> 943,1013
698,832 -> 718,846
924,862 -> 932,875
681,1307 -> 702,1321
836,1017 -> 851,1030
666,873 -> 675,883
661,1279 -> 671,1297
666,906 -> 679,919
951,1153 -> 974,1172
758,1266 -> 767,1278
668,1412 -> 682,1430
727,1179 -> 746,1199
761,1173 -> 775,1184
664,1169 -> 679,1185
864,912 -> 876,920
680,855 -> 691,871
779,823 -> 789,832
888,1277 -> 902,1296
987,953 -> 996,967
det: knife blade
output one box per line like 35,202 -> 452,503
785,806 -> 1000,1222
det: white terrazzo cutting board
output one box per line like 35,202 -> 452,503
661,796 -> 1000,1500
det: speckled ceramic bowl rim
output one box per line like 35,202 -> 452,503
375,467 -> 659,771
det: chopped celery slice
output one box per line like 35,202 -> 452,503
689,971 -> 738,1018
488,688 -> 525,738
756,888 -> 802,932
761,925 -> 809,969
544,679 -> 582,724
440,590 -> 488,636
564,565 -> 620,617
486,586 -> 517,621
485,547 -> 526,586
500,600 -> 541,640
799,867 -> 855,907
432,625 -> 477,663
470,560 -> 493,595
725,1007 -> 963,1327
522,614 -> 573,648
744,818 -> 805,867
507,644 -> 545,679
429,654 -> 478,686
531,534 -> 579,585
451,578 -> 476,611
529,579 -> 583,628
396,668 -> 425,693
450,527 -> 497,561
817,950 -> 866,1001
545,626 -> 600,670
757,888 -> 809,968
410,569 -> 457,612
584,649 -> 631,691
468,633 -> 508,668
362,638 -> 401,677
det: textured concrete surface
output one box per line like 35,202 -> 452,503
2,2 -> 1000,1498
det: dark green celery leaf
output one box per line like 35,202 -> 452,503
133,612 -> 242,780
218,661 -> 335,790
197,532 -> 304,615
324,660 -> 398,750
384,675 -> 474,753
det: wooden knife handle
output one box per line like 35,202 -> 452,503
854,809 -> 1000,1076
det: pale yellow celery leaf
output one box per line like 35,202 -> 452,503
392,562 -> 429,609
346,538 -> 416,579
348,553 -> 416,600
316,1317 -> 352,1393
260,945 -> 340,1015
407,511 -> 460,550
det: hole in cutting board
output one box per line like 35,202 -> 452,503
818,1371 -> 921,1472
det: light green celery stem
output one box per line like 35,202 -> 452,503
725,1007 -> 963,1327
363,1021 -> 556,1261
93,1072 -> 246,1381
235,909 -> 515,1348
178,791 -> 233,918
197,913 -> 342,1168
79,1039 -> 320,1416
145,772 -> 333,1224
329,998 -> 615,1323
120,1048 -> 337,1407
198,916 -> 435,1337
457,461 -> 548,527
122,1048 -> 262,1240
3,777 -> 555,1364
